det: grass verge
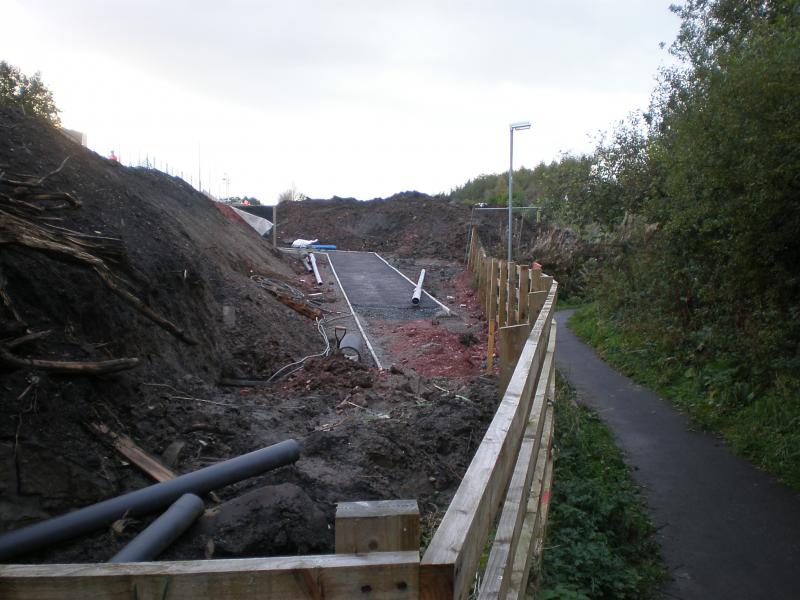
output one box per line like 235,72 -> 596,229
539,373 -> 666,599
568,304 -> 800,490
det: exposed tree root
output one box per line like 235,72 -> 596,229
0,346 -> 139,374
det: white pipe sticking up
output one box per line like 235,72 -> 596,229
309,253 -> 323,286
412,269 -> 426,305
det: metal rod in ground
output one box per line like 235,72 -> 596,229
109,493 -> 205,563
310,253 -> 323,285
412,269 -> 426,305
0,439 -> 299,561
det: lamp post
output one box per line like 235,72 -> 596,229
508,121 -> 531,263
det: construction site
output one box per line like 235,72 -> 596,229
0,105 -> 561,599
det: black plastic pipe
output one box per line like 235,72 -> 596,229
109,493 -> 205,563
0,439 -> 299,561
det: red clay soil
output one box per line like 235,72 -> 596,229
370,269 -> 494,378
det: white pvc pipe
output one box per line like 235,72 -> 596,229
412,269 -> 426,305
309,253 -> 323,285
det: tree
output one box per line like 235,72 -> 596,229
0,61 -> 61,126
277,184 -> 306,203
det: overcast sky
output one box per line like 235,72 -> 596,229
2,1 -> 680,203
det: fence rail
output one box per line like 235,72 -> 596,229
0,226 -> 557,600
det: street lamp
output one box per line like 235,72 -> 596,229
508,121 -> 531,263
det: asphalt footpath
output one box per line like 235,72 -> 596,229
555,310 -> 800,600
327,251 -> 442,318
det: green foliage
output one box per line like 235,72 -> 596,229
277,185 -> 306,203
0,61 -> 60,126
569,305 -> 800,489
540,373 -> 665,599
452,0 -> 800,488
548,0 -> 800,488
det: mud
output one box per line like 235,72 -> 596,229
0,107 -> 501,564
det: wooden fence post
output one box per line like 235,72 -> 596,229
506,262 -> 517,326
335,500 -> 420,554
530,268 -> 541,292
486,259 -> 498,374
498,261 -> 508,328
517,267 -> 530,325
498,324 -> 529,396
527,291 -> 548,328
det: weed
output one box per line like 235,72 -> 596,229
539,373 -> 666,599
568,304 -> 800,489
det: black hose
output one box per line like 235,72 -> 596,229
109,493 -> 205,563
0,439 -> 299,561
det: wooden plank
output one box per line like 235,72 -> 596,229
487,260 -> 498,322
486,320 -> 497,375
0,552 -> 420,600
506,263 -> 517,326
527,291 -> 547,327
420,284 -> 557,600
540,275 -> 554,293
516,267 -> 529,325
89,422 -> 177,483
479,258 -> 488,309
336,500 -> 420,554
530,377 -> 557,580
486,260 -> 498,374
505,405 -> 555,600
498,325 -> 529,397
529,268 -> 541,292
478,325 -> 556,599
498,261 -> 508,328
470,228 -> 479,270
276,294 -> 323,320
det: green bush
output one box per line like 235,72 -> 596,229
540,374 -> 665,599
0,61 -> 60,126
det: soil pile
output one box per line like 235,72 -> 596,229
248,192 -> 473,259
0,108 -> 501,564
255,197 -> 597,296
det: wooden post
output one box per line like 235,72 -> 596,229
498,261 -> 508,328
478,258 -> 487,309
272,203 -> 277,249
0,554 -> 420,600
517,267 -> 529,325
540,275 -> 554,293
421,285 -> 558,600
506,262 -> 517,326
335,500 -> 420,554
470,228 -> 479,270
486,259 -> 498,374
530,268 -> 541,292
498,324 -> 529,396
527,291 -> 548,328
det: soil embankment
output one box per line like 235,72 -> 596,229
0,108 -> 500,564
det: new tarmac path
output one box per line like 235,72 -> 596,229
555,310 -> 800,600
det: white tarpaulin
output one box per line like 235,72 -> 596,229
232,206 -> 273,237
291,238 -> 319,248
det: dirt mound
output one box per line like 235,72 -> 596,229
248,192 -> 472,259
0,108 -> 502,564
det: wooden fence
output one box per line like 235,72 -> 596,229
466,227 -> 555,390
0,228 -> 558,600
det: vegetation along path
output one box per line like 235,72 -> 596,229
555,310 -> 800,600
